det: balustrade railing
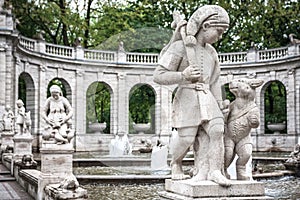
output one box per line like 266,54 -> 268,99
218,52 -> 247,63
84,49 -> 116,62
18,35 -> 300,65
45,43 -> 74,58
258,47 -> 288,61
126,52 -> 158,64
19,36 -> 36,51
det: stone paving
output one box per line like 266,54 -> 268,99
0,164 -> 33,200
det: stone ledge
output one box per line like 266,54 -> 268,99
165,179 -> 268,198
159,191 -> 274,200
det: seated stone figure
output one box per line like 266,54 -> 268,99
2,105 -> 14,131
224,78 -> 263,180
42,85 -> 74,144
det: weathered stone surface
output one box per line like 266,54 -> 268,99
13,134 -> 33,156
44,183 -> 88,200
163,179 -> 271,199
40,142 -> 74,176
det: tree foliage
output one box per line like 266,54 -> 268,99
8,0 -> 300,51
264,81 -> 287,133
86,82 -> 110,133
129,85 -> 155,123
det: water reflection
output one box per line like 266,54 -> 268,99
82,183 -> 164,200
262,176 -> 300,199
81,177 -> 300,200
75,165 -> 300,200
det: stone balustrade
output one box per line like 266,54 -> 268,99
18,35 -> 300,65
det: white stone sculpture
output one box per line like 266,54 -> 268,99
2,105 -> 14,131
42,85 -> 74,144
154,5 -> 231,186
224,78 -> 263,180
15,99 -> 31,135
109,131 -> 132,156
286,143 -> 300,163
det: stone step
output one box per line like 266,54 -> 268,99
0,175 -> 16,182
0,171 -> 10,175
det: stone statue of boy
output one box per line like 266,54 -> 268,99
154,5 -> 231,186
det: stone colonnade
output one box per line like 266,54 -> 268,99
0,9 -> 300,152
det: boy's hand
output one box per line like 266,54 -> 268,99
182,65 -> 202,81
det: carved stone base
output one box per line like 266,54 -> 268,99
44,183 -> 88,200
40,142 -> 74,176
1,131 -> 14,152
159,179 -> 273,199
13,134 -> 33,161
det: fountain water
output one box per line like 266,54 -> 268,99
109,132 -> 132,156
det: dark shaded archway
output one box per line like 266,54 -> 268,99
129,84 -> 156,134
263,81 -> 287,134
86,81 -> 112,134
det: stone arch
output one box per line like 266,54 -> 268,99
86,81 -> 112,134
18,72 -> 36,133
261,80 -> 287,134
129,83 -> 156,134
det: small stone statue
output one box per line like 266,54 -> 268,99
59,174 -> 79,191
289,34 -> 300,45
118,41 -> 125,52
286,143 -> 300,163
42,85 -> 74,144
21,154 -> 37,167
224,78 -> 263,180
154,5 -> 231,186
2,105 -> 14,131
16,99 -> 31,135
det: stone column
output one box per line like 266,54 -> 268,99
157,86 -> 172,144
117,72 -> 127,134
75,69 -> 84,150
0,42 -> 7,107
287,68 -> 296,135
37,64 -> 47,152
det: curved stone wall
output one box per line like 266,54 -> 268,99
1,10 -> 300,152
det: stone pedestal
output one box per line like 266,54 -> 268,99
38,142 -> 87,200
159,179 -> 273,199
13,134 -> 33,161
0,131 -> 14,152
40,142 -> 74,177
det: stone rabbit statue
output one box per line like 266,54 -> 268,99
224,78 -> 263,180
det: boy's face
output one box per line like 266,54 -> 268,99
51,91 -> 60,100
203,26 -> 226,44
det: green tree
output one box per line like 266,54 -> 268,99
264,81 -> 287,133
9,0 -> 300,51
129,85 -> 155,124
86,82 -> 110,133
10,0 -> 87,46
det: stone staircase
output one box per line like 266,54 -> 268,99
0,163 -> 15,182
